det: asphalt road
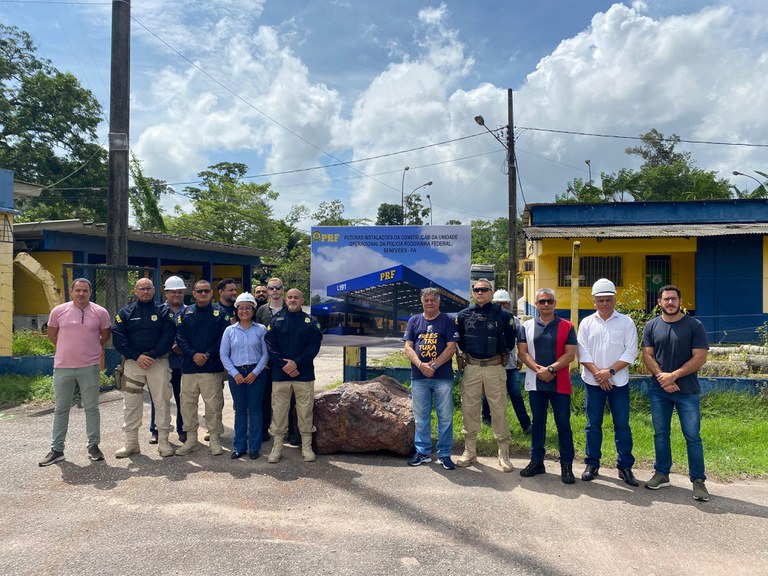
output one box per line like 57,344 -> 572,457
2,347 -> 767,575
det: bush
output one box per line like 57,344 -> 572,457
12,331 -> 55,356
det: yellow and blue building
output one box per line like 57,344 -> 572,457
521,199 -> 768,343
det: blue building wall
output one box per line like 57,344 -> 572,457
530,199 -> 768,226
696,235 -> 766,344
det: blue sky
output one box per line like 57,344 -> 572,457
2,1 -> 767,228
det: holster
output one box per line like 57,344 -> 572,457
113,358 -> 125,391
456,352 -> 467,372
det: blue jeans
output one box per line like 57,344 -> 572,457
411,378 -> 454,458
584,384 -> 634,469
648,385 -> 706,481
150,368 -> 183,435
481,369 -> 531,431
528,390 -> 574,464
228,368 -> 267,453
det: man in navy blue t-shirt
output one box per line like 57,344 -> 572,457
403,288 -> 459,469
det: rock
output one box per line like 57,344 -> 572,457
313,375 -> 415,455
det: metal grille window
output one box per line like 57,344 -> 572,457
558,256 -> 622,287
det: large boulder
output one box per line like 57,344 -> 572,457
314,375 -> 415,455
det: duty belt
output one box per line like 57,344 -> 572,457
466,354 -> 503,366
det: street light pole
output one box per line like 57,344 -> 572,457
733,170 -> 767,196
400,166 -> 409,225
585,159 -> 592,185
474,89 -> 517,314
426,194 -> 432,225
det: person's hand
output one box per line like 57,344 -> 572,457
234,373 -> 245,385
137,354 -> 155,370
594,369 -> 613,391
419,362 -> 436,378
282,359 -> 298,377
193,352 -> 208,367
243,372 -> 256,384
535,365 -> 555,382
171,342 -> 182,355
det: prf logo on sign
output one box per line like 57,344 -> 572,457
312,231 -> 340,243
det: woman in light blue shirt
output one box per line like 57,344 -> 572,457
220,293 -> 269,459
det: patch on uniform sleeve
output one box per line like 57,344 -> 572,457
115,315 -> 122,323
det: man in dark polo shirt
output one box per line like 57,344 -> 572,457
518,288 -> 578,484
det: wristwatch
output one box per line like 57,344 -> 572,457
547,366 -> 555,374
430,362 -> 438,370
609,368 -> 616,375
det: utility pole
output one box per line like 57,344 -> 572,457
507,89 -> 518,315
107,0 -> 130,312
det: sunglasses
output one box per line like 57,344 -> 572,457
537,298 -> 555,305
136,286 -> 154,292
267,286 -> 283,291
194,289 -> 212,294
473,287 -> 491,293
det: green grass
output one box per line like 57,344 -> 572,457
12,331 -> 55,356
0,373 -> 55,406
447,386 -> 768,481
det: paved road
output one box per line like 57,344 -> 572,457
1,350 -> 767,575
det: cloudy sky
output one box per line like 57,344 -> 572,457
3,0 -> 767,228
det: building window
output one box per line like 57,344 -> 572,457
558,256 -> 622,287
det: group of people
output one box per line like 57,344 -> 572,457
406,278 -> 711,502
38,272 -> 710,502
39,275 -> 322,468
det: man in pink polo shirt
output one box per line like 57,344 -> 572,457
39,278 -> 112,466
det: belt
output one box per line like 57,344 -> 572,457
466,355 -> 503,366
236,364 -> 256,372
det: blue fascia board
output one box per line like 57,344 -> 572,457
530,200 -> 768,226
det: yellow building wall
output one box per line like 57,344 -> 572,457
0,216 -> 12,355
524,237 -> 698,311
14,251 -> 73,315
213,265 -> 244,290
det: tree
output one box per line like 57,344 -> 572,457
1,24 -> 108,221
128,153 -> 168,231
376,203 -> 403,225
312,199 -> 368,226
471,217 -> 510,290
625,128 -> 691,169
445,219 -> 463,225
165,162 -> 282,249
555,177 -> 605,204
404,193 -> 430,225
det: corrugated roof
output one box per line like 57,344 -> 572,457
13,219 -> 282,258
523,222 -> 768,240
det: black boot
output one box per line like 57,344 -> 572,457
581,464 -> 599,481
561,462 -> 575,484
520,459 -> 546,477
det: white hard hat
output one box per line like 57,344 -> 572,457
592,278 -> 616,296
234,292 -> 257,307
492,289 -> 512,302
164,276 -> 186,290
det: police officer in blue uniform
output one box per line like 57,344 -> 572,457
265,288 -> 323,463
112,278 -> 177,458
175,279 -> 230,456
455,278 -> 518,472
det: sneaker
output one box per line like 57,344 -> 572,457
88,445 -> 105,461
692,479 -> 710,502
408,452 -> 432,466
645,472 -> 671,490
436,456 -> 456,470
39,450 -> 65,467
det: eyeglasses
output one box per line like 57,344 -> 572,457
136,286 -> 154,292
194,289 -> 212,294
267,286 -> 283,291
661,297 -> 679,302
473,287 -> 491,293
236,306 -> 254,311
537,298 -> 555,305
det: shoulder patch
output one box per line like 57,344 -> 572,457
115,314 -> 122,323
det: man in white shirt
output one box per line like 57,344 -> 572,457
577,278 -> 639,486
